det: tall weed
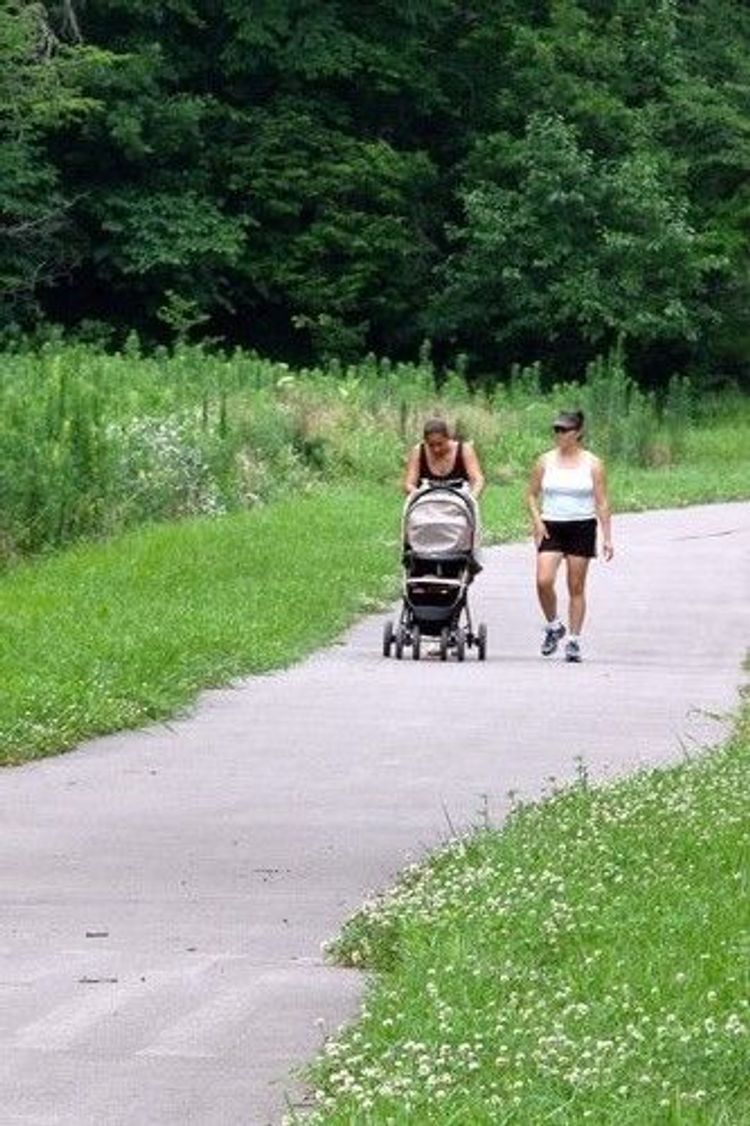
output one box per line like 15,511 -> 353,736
580,346 -> 661,465
0,340 -> 743,563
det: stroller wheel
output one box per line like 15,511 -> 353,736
455,627 -> 467,662
395,626 -> 405,660
382,620 -> 394,658
411,626 -> 421,661
477,622 -> 487,661
439,628 -> 450,662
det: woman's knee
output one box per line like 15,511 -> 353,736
536,572 -> 555,595
566,558 -> 590,595
567,575 -> 587,598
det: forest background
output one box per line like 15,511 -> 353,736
2,0 -> 749,386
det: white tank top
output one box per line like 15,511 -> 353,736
541,452 -> 595,521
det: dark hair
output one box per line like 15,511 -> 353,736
423,417 -> 450,439
554,409 -> 585,432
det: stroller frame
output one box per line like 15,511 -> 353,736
383,482 -> 488,661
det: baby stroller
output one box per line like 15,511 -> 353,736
383,482 -> 488,661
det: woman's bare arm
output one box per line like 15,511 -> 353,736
592,457 -> 613,560
403,445 -> 421,495
526,457 -> 548,545
463,442 -> 485,498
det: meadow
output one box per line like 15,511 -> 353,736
1,338 -> 745,564
0,340 -> 748,766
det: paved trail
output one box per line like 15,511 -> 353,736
1,503 -> 748,1125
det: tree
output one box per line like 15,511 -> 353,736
429,112 -> 718,369
41,0 -> 455,355
1,0 -> 747,382
655,0 -> 750,382
0,1 -> 107,325
427,0 -> 747,381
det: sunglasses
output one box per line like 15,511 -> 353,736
553,424 -> 577,434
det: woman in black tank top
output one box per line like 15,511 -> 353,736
403,418 -> 485,497
417,438 -> 469,484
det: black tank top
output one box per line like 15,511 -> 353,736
418,440 -> 469,484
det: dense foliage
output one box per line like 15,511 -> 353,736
1,1 -> 749,382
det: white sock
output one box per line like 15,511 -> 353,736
568,634 -> 580,643
546,618 -> 563,632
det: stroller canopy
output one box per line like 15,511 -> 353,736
404,485 -> 477,558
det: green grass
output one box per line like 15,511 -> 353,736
305,711 -> 750,1125
0,486 -> 397,765
1,441 -> 749,768
606,421 -> 750,513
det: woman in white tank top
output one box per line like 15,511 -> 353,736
526,410 -> 613,662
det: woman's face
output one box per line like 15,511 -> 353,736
425,432 -> 451,459
553,424 -> 580,448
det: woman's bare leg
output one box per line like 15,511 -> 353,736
566,555 -> 591,634
537,551 -> 564,621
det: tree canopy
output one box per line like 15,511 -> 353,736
1,0 -> 748,383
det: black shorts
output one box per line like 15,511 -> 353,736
539,518 -> 597,558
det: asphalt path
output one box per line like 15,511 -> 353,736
1,502 -> 748,1125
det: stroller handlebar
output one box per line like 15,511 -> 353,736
418,477 -> 470,491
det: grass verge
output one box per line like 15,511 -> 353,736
0,486 -> 396,766
304,707 -> 750,1125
